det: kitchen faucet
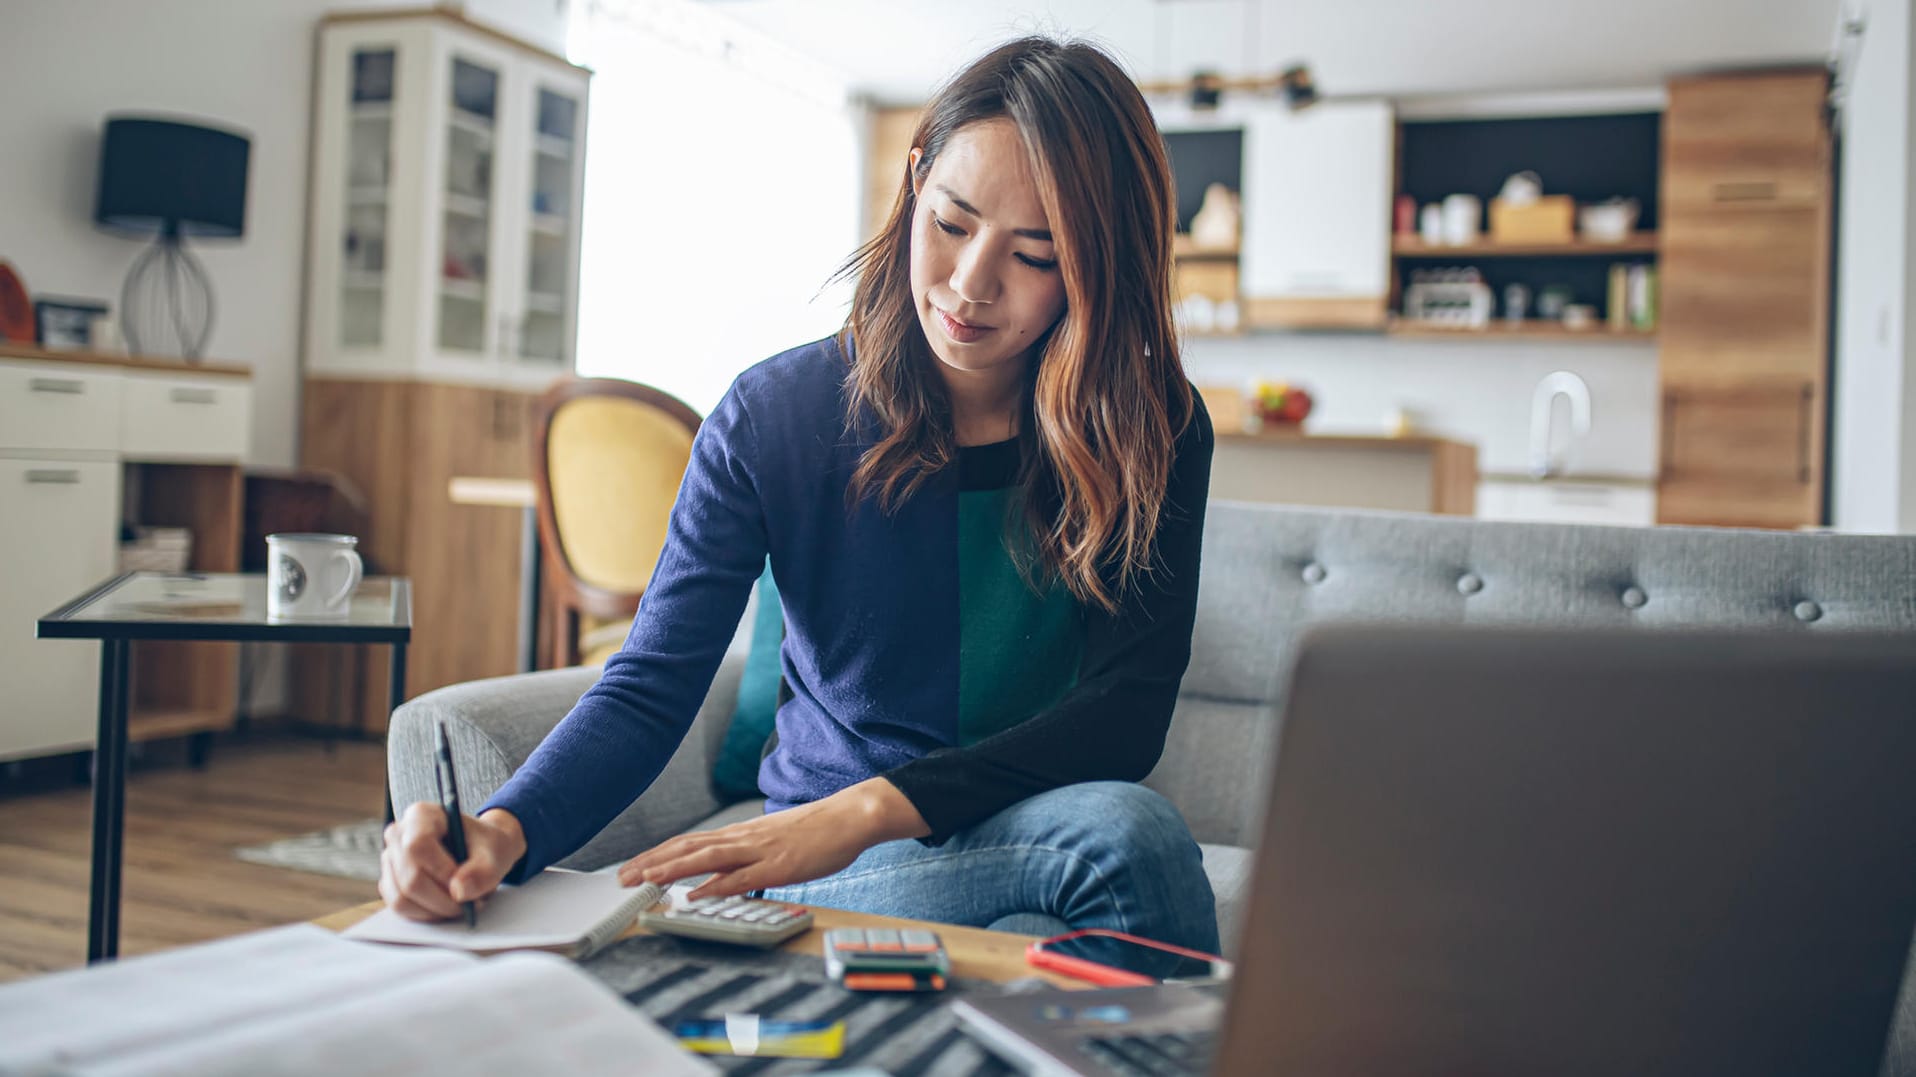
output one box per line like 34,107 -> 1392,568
1530,371 -> 1592,478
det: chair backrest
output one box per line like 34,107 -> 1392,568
531,378 -> 701,667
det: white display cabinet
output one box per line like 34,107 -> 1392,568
307,10 -> 590,388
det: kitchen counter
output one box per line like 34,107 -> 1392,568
0,343 -> 251,377
1476,470 -> 1658,526
1478,469 -> 1657,488
1211,426 -> 1478,515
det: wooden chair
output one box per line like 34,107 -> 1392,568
531,378 -> 702,668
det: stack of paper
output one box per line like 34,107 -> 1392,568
0,924 -> 714,1076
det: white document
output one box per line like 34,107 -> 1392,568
343,869 -> 664,958
0,924 -> 715,1077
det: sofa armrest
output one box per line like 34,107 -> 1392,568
388,649 -> 749,871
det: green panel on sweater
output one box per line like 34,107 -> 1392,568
956,487 -> 1082,745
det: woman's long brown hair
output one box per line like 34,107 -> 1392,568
835,36 -> 1193,614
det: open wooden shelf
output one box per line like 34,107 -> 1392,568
128,706 -> 238,742
1388,319 -> 1657,342
1172,235 -> 1240,261
1392,233 -> 1659,258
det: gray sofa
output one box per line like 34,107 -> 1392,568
391,503 -> 1916,1057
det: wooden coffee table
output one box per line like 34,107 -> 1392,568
315,900 -> 1086,989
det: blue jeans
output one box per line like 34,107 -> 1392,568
762,781 -> 1220,953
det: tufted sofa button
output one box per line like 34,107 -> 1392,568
1457,572 -> 1483,596
1793,600 -> 1822,623
1620,586 -> 1648,610
1301,562 -> 1327,585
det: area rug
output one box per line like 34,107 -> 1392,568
235,818 -> 384,881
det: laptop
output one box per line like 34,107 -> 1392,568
955,627 -> 1916,1077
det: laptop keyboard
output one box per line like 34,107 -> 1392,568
1079,1030 -> 1218,1076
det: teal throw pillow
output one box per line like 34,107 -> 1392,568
711,561 -> 783,801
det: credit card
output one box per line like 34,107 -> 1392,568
673,1015 -> 846,1059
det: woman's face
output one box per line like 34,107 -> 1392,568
909,118 -> 1067,385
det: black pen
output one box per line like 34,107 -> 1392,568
433,721 -> 477,928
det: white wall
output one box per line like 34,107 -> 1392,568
698,0 -> 1839,106
1833,0 -> 1916,532
0,0 -> 568,469
1184,335 -> 1660,479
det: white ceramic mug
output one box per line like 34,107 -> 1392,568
267,533 -> 363,621
1441,194 -> 1482,246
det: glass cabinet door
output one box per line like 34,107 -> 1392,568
439,55 -> 500,355
341,47 -> 396,349
519,85 -> 581,366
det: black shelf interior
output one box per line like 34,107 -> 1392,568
1396,112 -> 1662,321
1163,128 -> 1245,235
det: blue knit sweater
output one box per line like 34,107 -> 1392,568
483,335 -> 1214,879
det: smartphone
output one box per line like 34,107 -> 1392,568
1026,929 -> 1233,987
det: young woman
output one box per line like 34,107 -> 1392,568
380,35 -> 1218,951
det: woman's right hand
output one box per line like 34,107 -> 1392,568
379,803 -> 527,922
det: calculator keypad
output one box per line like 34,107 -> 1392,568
638,896 -> 813,949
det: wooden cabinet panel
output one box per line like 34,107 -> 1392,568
1656,69 -> 1831,530
1664,70 -> 1829,210
1659,207 -> 1825,382
300,379 -> 416,577
1657,383 -> 1820,529
402,383 -> 531,699
864,107 -> 921,242
297,378 -> 534,731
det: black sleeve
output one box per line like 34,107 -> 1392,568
881,395 -> 1214,844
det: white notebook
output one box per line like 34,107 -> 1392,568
344,869 -> 665,959
0,924 -> 715,1077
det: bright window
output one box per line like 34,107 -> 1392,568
567,0 -> 861,414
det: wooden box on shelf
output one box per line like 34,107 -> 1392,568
1489,196 -> 1574,244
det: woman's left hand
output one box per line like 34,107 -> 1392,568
616,777 -> 929,901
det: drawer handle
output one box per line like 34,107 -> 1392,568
1713,181 -> 1778,203
169,387 -> 218,405
25,469 -> 82,485
29,377 -> 85,395
1660,395 -> 1676,474
1798,384 -> 1814,484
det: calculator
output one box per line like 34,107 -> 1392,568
823,927 -> 950,992
638,894 -> 814,948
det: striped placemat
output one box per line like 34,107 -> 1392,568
583,933 -> 1028,1075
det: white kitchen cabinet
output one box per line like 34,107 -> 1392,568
0,350 -> 251,764
1476,478 -> 1657,527
307,10 -> 590,389
1239,99 -> 1395,328
0,458 -> 119,761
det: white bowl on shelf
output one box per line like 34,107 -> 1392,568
1579,200 -> 1640,243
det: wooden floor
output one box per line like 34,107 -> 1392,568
0,733 -> 387,983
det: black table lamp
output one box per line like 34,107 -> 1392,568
94,115 -> 250,359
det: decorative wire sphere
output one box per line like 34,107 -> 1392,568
121,233 -> 215,359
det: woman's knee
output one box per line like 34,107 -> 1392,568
1028,781 -> 1199,861
1011,778 -> 1203,873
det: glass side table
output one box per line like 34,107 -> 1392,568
38,572 -> 412,962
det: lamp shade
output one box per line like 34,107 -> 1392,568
95,116 -> 250,238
